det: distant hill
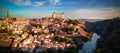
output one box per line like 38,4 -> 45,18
79,19 -> 104,22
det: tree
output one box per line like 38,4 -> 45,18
67,19 -> 80,26
54,35 -> 72,43
65,44 -> 78,53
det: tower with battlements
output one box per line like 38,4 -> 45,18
52,12 -> 64,18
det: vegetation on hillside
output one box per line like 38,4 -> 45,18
95,17 -> 120,53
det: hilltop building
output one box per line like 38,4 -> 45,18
52,12 -> 64,18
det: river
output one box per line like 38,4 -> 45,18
79,33 -> 100,53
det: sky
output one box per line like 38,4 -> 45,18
0,0 -> 120,19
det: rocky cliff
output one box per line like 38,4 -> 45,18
85,19 -> 111,35
96,17 -> 120,53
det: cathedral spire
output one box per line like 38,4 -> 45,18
5,10 -> 11,20
6,10 -> 10,18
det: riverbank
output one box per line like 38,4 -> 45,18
80,33 -> 100,53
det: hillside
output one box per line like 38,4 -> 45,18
0,18 -> 91,53
96,17 -> 120,53
85,19 -> 112,35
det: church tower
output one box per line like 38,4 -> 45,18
6,10 -> 10,18
6,10 -> 11,20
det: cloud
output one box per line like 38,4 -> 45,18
71,7 -> 120,19
9,0 -> 61,6
9,0 -> 31,6
9,0 -> 44,6
33,2 -> 45,7
49,0 -> 60,5
23,0 -> 31,6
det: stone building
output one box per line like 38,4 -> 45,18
52,12 -> 64,18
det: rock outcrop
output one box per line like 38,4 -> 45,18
96,17 -> 120,53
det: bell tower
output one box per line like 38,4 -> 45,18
6,10 -> 10,18
6,10 -> 11,20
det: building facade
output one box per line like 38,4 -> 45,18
52,12 -> 64,18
